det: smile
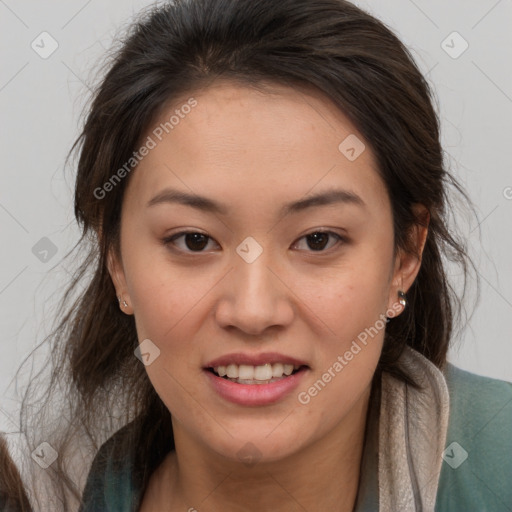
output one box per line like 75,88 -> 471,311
203,352 -> 310,405
209,363 -> 304,384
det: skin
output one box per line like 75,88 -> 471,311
107,80 -> 428,511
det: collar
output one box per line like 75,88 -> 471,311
378,345 -> 450,511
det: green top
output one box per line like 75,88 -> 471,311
79,362 -> 512,511
435,363 -> 512,511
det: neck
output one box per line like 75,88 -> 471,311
147,385 -> 372,512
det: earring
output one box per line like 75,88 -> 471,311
117,296 -> 128,308
398,290 -> 407,308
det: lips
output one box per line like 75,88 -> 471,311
202,352 -> 310,405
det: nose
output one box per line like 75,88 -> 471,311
214,249 -> 294,336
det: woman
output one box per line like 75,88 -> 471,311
5,0 -> 511,510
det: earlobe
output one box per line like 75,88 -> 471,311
117,296 -> 129,309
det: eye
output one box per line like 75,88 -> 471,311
163,229 -> 345,254
293,230 -> 345,252
163,231 -> 219,253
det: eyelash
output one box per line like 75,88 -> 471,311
161,230 -> 347,255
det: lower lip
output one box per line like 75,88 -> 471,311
204,368 -> 308,406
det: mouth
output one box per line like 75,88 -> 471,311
205,363 -> 308,385
203,352 -> 310,405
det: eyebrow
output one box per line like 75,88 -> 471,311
146,187 -> 365,215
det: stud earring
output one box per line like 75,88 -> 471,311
398,290 -> 407,308
117,296 -> 128,308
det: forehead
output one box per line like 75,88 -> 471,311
124,80 -> 388,216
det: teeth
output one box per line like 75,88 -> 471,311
254,364 -> 273,381
238,364 -> 254,380
213,363 -> 301,380
226,364 -> 238,378
283,364 -> 294,376
272,363 -> 284,378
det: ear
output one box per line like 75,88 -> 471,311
107,247 -> 134,315
387,204 -> 429,313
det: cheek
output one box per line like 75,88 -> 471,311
127,266 -> 209,343
295,275 -> 386,430
295,250 -> 391,396
297,257 -> 391,344
119,225 -> 213,339
125,263 -> 210,413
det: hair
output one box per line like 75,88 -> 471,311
5,0 -> 477,509
0,436 -> 32,511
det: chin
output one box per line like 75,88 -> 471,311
202,426 -> 310,466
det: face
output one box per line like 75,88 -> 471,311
108,80 -> 423,464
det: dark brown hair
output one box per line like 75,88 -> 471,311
0,436 -> 32,511
8,0 -> 476,509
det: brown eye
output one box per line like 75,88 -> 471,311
306,232 -> 329,251
294,231 -> 344,252
163,232 -> 217,252
183,233 -> 209,251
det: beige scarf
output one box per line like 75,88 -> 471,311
378,346 -> 450,511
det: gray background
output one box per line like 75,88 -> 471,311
1,0 -> 511,433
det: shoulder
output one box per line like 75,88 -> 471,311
435,363 -> 512,511
79,422 -> 141,512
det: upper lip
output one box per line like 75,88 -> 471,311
204,352 -> 309,368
